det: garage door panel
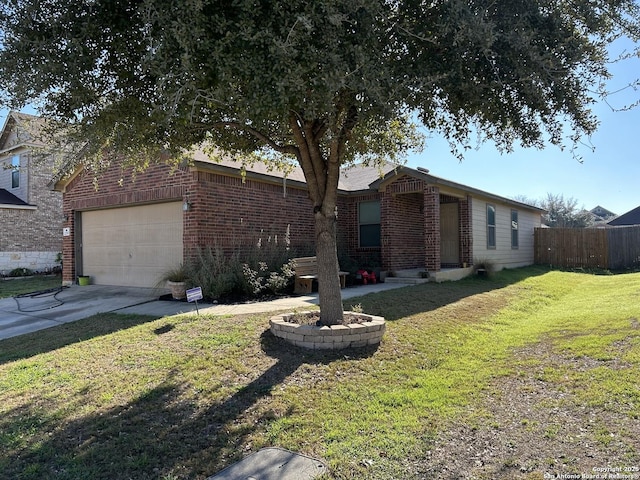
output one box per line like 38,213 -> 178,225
81,203 -> 183,287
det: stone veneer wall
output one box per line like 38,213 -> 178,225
0,251 -> 59,275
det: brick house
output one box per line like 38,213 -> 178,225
52,150 -> 543,287
0,112 -> 63,274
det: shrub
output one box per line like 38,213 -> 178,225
242,259 -> 295,296
240,232 -> 299,296
9,267 -> 34,277
185,233 -> 300,301
158,264 -> 188,283
473,258 -> 496,278
184,247 -> 246,301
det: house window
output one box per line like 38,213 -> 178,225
359,200 -> 381,247
511,210 -> 519,249
11,155 -> 20,189
486,204 -> 496,249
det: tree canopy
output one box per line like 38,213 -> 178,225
3,1 -> 639,156
2,0 -> 639,322
515,193 -> 595,228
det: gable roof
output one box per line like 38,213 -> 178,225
608,206 -> 640,226
187,149 -> 398,192
590,205 -> 616,218
190,148 -> 545,211
589,205 -> 617,226
0,111 -> 46,155
54,144 -> 542,213
371,165 -> 545,212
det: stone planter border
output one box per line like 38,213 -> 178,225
269,311 -> 386,350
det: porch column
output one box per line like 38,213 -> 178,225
423,186 -> 440,272
460,195 -> 473,266
380,190 -> 393,271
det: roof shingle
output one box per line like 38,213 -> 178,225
0,188 -> 31,206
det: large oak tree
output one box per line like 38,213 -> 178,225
1,0 -> 638,323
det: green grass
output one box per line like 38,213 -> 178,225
0,275 -> 62,299
1,266 -> 639,479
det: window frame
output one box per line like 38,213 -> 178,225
486,203 -> 496,249
511,209 -> 519,249
11,155 -> 20,189
358,200 -> 381,248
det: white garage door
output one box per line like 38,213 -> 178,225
81,202 -> 183,287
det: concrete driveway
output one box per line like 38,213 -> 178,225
0,285 -> 161,340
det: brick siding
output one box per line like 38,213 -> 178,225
423,186 -> 441,271
61,162 -> 326,283
459,195 -> 473,266
61,163 -> 191,283
186,169 -> 316,257
60,162 -> 479,283
381,190 -> 425,270
338,192 -> 381,269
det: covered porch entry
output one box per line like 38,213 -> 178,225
378,174 -> 473,280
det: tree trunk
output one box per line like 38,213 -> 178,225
315,210 -> 344,325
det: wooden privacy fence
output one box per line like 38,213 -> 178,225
534,225 -> 640,270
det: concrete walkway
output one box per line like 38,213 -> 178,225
0,281 -> 410,340
119,281 -> 406,317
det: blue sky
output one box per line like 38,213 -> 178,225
2,41 -> 638,216
405,39 -> 640,216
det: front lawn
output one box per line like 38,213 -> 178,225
1,267 -> 638,479
0,275 -> 62,299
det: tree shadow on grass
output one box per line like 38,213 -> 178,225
0,313 -> 162,366
1,329 -> 377,480
343,265 -> 551,321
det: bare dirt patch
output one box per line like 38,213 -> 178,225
414,341 -> 640,479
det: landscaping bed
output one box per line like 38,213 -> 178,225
269,311 -> 386,350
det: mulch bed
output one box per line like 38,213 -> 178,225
284,311 -> 373,326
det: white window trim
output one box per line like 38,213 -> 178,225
487,203 -> 496,249
511,209 -> 519,249
11,154 -> 20,189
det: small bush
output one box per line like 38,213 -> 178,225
184,247 -> 246,301
243,259 -> 295,296
159,264 -> 188,283
9,267 -> 34,277
240,232 -> 298,297
473,258 -> 496,278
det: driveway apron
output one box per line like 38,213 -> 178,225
0,285 -> 160,340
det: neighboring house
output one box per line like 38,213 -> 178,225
0,112 -> 63,274
608,206 -> 640,226
52,150 -> 543,287
589,205 -> 617,227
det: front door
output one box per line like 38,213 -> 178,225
440,202 -> 460,265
